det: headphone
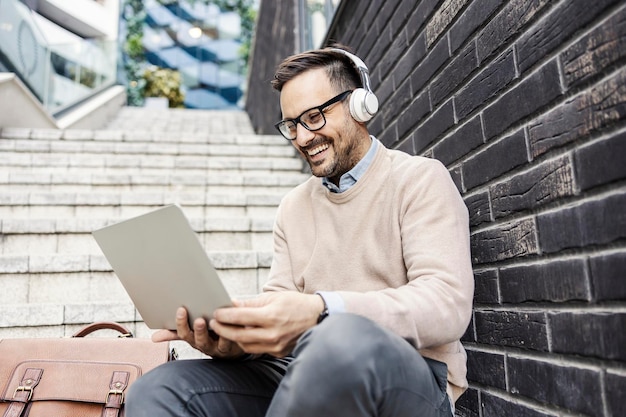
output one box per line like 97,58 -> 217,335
329,48 -> 379,123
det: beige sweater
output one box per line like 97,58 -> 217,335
264,143 -> 474,401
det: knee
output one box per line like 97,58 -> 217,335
297,314 -> 399,369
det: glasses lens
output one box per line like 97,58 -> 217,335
302,109 -> 325,131
278,120 -> 297,140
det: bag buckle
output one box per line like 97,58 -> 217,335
13,386 -> 33,402
106,389 -> 125,405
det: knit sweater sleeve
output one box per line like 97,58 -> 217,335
337,158 -> 474,350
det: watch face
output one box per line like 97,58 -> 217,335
317,308 -> 329,324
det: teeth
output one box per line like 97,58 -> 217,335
307,144 -> 329,156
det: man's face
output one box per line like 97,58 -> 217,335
279,68 -> 368,184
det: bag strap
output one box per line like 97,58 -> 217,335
101,371 -> 130,417
2,368 -> 43,417
72,322 -> 134,338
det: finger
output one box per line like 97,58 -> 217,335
175,307 -> 194,343
151,329 -> 180,342
192,317 -> 213,353
213,306 -> 270,327
217,335 -> 234,354
210,319 -> 270,344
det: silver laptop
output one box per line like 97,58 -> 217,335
93,204 -> 232,330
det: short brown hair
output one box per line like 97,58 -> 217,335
272,46 -> 362,93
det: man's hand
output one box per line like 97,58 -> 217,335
151,307 -> 246,359
209,292 -> 325,358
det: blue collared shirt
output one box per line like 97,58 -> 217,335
316,137 -> 379,315
322,136 -> 378,193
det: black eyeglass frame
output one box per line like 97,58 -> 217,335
274,90 -> 352,140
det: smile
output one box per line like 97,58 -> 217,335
307,143 -> 329,157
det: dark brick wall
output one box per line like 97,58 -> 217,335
244,1 -> 297,134
247,1 -> 626,415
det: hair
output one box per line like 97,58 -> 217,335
271,44 -> 362,93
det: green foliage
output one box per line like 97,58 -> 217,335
143,66 -> 185,108
123,0 -> 146,106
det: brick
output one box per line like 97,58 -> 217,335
462,128 -> 528,191
449,0 -> 503,53
589,251 -> 626,301
605,371 -> 626,417
410,35 -> 450,94
477,0 -> 551,62
574,130 -> 626,191
396,136 -> 414,156
432,115 -> 484,166
455,48 -> 516,121
480,393 -> 557,417
464,191 -> 492,227
537,191 -> 626,253
475,310 -> 548,350
395,86 -> 430,139
483,59 -> 562,140
414,100 -> 455,153
376,27 -> 409,84
426,0 -> 469,47
470,218 -> 538,264
454,388 -> 479,417
529,69 -> 626,158
561,7 -> 626,88
449,166 -> 463,192
550,312 -> 626,361
490,155 -> 575,218
389,0 -> 415,35
405,0 -> 440,41
431,41 -> 479,107
473,269 -> 499,304
499,258 -> 589,303
461,315 -> 475,343
517,0 -> 620,73
466,349 -> 506,389
508,356 -> 602,415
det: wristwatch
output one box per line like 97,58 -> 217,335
317,296 -> 329,324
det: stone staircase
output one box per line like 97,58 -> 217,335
0,107 -> 307,343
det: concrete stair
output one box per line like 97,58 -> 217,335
0,108 -> 306,341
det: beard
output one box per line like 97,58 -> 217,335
302,130 -> 362,184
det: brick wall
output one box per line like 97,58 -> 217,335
247,1 -> 626,415
244,1 -> 296,134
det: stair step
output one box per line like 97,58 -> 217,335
0,250 -> 273,274
1,217 -> 275,254
2,151 -> 304,171
0,171 -> 309,188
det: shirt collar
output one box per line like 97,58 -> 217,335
322,136 -> 378,193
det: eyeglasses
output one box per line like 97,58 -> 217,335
274,90 -> 351,140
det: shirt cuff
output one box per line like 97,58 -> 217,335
315,291 -> 346,315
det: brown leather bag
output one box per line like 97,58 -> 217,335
0,322 -> 175,417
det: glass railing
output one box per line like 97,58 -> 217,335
0,0 -> 117,115
298,0 -> 341,50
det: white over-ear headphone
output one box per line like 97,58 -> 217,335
329,48 -> 379,123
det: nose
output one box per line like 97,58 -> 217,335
293,122 -> 315,147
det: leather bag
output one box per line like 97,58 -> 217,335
0,322 -> 175,417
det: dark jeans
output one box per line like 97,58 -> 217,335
126,314 -> 453,417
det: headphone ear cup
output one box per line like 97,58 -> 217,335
349,88 -> 379,123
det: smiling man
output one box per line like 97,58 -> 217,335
126,46 -> 474,417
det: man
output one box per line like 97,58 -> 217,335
126,46 -> 474,417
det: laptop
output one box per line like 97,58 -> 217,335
92,204 -> 233,330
